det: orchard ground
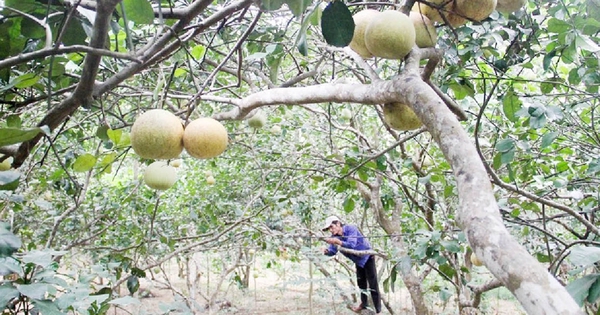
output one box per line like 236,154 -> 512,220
88,252 -> 526,315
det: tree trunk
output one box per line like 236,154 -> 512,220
400,72 -> 584,315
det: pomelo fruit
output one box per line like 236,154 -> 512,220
383,102 -> 423,131
348,9 -> 380,58
409,12 -> 437,48
144,161 -> 177,190
364,10 -> 416,59
183,118 -> 228,159
130,109 -> 184,160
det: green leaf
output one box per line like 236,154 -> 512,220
576,35 -> 600,52
96,125 -> 110,141
109,296 -> 140,306
342,196 -> 355,213
540,132 -> 558,149
566,274 -> 599,306
260,0 -> 285,11
107,129 -> 122,144
588,279 -> 600,303
0,171 -> 20,191
127,276 -> 140,295
121,0 -> 154,25
0,126 -> 49,147
72,154 -> 97,172
14,73 -> 40,88
32,299 -> 65,315
0,284 -> 20,308
60,18 -> 88,46
17,283 -> 50,299
191,44 -> 206,59
547,18 -> 571,33
495,138 -> 515,153
502,90 -> 522,122
588,158 -> 600,175
0,223 -> 21,257
321,1 -> 354,47
569,246 -> 600,268
283,0 -> 311,17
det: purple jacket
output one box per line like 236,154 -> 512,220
325,225 -> 371,268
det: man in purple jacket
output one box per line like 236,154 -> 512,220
322,215 -> 382,314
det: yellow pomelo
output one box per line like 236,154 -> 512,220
409,12 -> 437,48
130,109 -> 184,160
144,161 -> 178,190
348,9 -> 380,58
412,0 -> 466,27
456,0 -> 497,21
183,118 -> 228,159
248,110 -> 267,129
496,0 -> 526,14
383,102 -> 423,131
364,10 -> 416,60
470,252 -> 484,266
0,156 -> 13,171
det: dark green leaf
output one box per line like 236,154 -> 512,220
500,149 -> 515,165
321,1 -> 354,47
127,276 -> 139,295
121,0 -> 154,25
543,50 -> 556,71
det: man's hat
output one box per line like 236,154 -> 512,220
322,215 -> 341,231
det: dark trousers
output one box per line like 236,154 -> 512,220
356,256 -> 381,313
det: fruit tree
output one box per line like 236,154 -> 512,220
1,0 -> 599,314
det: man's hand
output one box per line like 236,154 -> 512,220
325,238 -> 342,246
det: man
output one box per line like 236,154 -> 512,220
322,215 -> 382,314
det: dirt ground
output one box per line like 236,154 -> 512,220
109,254 -> 525,315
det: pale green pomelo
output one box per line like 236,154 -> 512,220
348,9 -> 380,58
130,109 -> 184,160
364,10 -> 416,59
409,12 -> 437,48
496,0 -> 527,14
0,156 -> 13,171
383,102 -> 423,131
248,111 -> 267,129
144,161 -> 177,190
456,0 -> 497,21
183,117 -> 228,159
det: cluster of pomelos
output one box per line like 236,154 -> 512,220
347,0 -> 525,131
130,109 -> 228,190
